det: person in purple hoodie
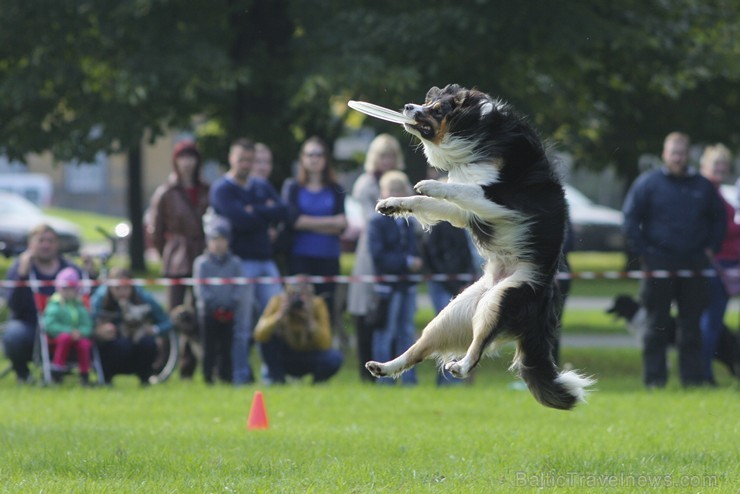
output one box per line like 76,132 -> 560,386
209,138 -> 288,385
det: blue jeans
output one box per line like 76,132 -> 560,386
428,281 -> 454,314
260,337 -> 343,384
232,259 -> 282,385
700,260 -> 736,382
2,319 -> 35,379
372,286 -> 418,385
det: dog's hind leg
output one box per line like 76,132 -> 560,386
365,279 -> 488,378
444,267 -> 542,378
443,282 -> 508,379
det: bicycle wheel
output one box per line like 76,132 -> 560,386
149,331 -> 179,384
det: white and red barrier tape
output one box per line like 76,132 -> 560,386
1,269 -> 737,288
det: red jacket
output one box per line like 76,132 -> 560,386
716,192 -> 740,262
147,174 -> 210,276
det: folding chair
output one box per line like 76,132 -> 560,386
30,272 -> 106,386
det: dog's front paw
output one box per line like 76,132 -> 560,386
365,361 -> 387,377
376,198 -> 409,217
414,180 -> 447,199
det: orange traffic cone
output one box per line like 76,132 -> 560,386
247,390 -> 269,430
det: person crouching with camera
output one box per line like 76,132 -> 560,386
254,278 -> 343,384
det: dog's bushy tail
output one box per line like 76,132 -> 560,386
510,292 -> 595,410
512,346 -> 595,410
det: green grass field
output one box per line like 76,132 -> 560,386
44,207 -> 125,246
2,210 -> 738,491
0,347 -> 737,493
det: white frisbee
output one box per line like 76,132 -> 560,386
347,100 -> 416,125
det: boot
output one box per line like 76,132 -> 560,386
50,363 -> 66,384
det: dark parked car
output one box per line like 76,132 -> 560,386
565,185 -> 625,252
0,191 -> 82,257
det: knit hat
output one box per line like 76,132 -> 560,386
55,267 -> 80,290
173,140 -> 200,160
205,217 -> 231,240
172,140 -> 202,185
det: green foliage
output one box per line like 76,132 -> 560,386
0,348 -> 737,492
0,0 -> 237,162
291,1 -> 740,182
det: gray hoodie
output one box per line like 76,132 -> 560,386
193,251 -> 244,314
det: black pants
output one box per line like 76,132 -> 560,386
202,315 -> 234,384
640,259 -> 709,387
354,315 -> 375,382
97,335 -> 158,384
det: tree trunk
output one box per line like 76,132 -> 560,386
127,145 -> 146,271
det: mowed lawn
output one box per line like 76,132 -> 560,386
1,211 -> 738,491
0,347 -> 737,493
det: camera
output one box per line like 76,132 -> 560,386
289,294 -> 304,310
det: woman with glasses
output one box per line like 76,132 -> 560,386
280,136 -> 347,322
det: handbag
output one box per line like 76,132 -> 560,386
713,262 -> 740,297
365,285 -> 393,329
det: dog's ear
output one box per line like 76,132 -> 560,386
442,83 -> 461,95
425,86 -> 442,103
606,295 -> 626,314
454,90 -> 469,107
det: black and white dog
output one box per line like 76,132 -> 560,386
606,294 -> 740,378
364,84 -> 594,410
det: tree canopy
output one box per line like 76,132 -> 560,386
2,0 -> 739,175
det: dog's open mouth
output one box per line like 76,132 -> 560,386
347,100 -> 416,125
409,121 -> 435,139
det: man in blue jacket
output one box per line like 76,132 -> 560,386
622,132 -> 726,388
209,138 -> 288,385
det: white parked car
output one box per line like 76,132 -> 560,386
564,185 -> 625,252
0,191 -> 82,256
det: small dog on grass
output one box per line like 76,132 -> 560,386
362,84 -> 594,410
606,294 -> 740,378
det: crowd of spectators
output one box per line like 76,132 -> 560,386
2,131 -> 738,389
